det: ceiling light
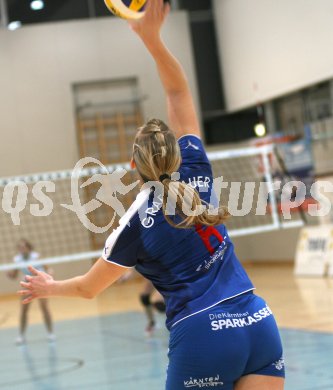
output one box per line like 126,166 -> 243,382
8,21 -> 22,31
30,0 -> 44,11
254,123 -> 267,137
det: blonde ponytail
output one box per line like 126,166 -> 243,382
133,119 -> 229,228
160,178 -> 229,228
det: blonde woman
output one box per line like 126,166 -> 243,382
18,1 -> 284,388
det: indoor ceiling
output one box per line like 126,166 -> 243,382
1,0 -> 212,28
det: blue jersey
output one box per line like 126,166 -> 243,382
103,135 -> 254,329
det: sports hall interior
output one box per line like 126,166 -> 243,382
0,1 -> 333,389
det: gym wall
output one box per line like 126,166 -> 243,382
213,0 -> 333,111
0,11 -> 199,177
0,11 -> 199,294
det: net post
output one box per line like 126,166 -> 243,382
261,149 -> 280,229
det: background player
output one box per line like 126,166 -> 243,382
17,1 -> 285,388
119,270 -> 166,336
7,239 -> 55,345
140,279 -> 166,336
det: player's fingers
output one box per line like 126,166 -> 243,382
152,0 -> 164,19
163,2 -> 170,20
28,265 -> 40,276
159,0 -> 165,12
17,289 -> 31,296
154,0 -> 163,18
22,296 -> 34,304
20,281 -> 31,289
25,275 -> 32,281
144,0 -> 154,16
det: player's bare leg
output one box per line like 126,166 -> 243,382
140,281 -> 156,336
140,281 -> 167,336
235,374 -> 284,390
17,301 -> 30,344
39,298 -> 56,342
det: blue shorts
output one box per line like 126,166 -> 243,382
167,292 -> 285,389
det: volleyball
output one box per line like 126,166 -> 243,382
104,0 -> 147,20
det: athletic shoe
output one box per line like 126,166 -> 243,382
145,321 -> 156,337
47,333 -> 56,342
15,335 -> 26,345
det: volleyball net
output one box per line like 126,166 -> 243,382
0,144 -> 312,272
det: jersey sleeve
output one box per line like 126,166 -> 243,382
178,134 -> 216,205
178,134 -> 211,169
102,216 -> 142,268
102,188 -> 150,268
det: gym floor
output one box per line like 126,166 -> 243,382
1,263 -> 332,390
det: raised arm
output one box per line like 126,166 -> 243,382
130,0 -> 201,139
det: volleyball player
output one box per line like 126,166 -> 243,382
119,271 -> 166,336
7,239 -> 55,344
139,279 -> 166,336
18,1 -> 285,388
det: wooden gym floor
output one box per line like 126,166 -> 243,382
0,262 -> 333,389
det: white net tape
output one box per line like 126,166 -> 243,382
0,145 -> 303,272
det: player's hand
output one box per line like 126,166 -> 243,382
46,267 -> 55,277
129,0 -> 170,44
17,266 -> 54,304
